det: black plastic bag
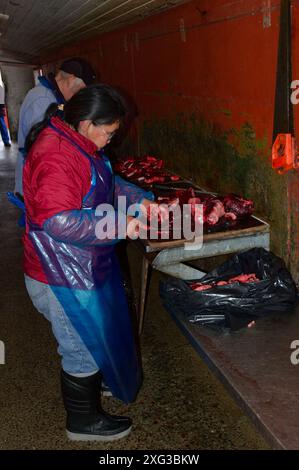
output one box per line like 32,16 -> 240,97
159,248 -> 298,331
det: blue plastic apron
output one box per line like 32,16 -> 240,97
27,123 -> 141,403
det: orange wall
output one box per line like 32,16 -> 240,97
43,0 -> 281,140
42,0 -> 299,277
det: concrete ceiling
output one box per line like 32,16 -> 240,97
0,0 -> 187,65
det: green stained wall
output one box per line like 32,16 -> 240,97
137,114 -> 288,261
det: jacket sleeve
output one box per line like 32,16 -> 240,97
43,209 -> 126,246
114,175 -> 155,212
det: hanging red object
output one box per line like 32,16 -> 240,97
272,133 -> 299,174
272,1 -> 298,175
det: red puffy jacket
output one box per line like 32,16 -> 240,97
23,117 -> 98,284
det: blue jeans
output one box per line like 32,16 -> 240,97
0,116 -> 10,145
24,275 -> 99,375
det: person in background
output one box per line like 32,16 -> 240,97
15,57 -> 96,195
0,80 -> 11,147
23,84 -> 165,441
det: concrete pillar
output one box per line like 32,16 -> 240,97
1,66 -> 34,140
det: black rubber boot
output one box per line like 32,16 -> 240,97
61,370 -> 132,441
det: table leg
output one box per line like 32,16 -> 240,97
138,256 -> 151,335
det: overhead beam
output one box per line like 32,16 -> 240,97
0,47 -> 39,65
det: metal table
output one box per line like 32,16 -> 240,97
135,214 -> 270,334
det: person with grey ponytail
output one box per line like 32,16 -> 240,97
15,57 -> 96,196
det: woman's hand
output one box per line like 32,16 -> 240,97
140,198 -> 169,223
126,198 -> 180,240
126,215 -> 148,239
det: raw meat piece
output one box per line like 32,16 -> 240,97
224,212 -> 237,221
203,199 -> 225,225
222,194 -> 254,218
228,273 -> 259,283
113,155 -> 181,185
187,197 -> 202,218
193,284 -> 213,291
189,273 -> 260,291
144,176 -> 166,184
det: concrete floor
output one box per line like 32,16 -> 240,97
0,142 -> 269,450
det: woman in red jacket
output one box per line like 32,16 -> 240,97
23,84 -> 156,442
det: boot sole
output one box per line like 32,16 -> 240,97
66,425 -> 132,442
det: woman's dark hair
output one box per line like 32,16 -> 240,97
25,84 -> 127,152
